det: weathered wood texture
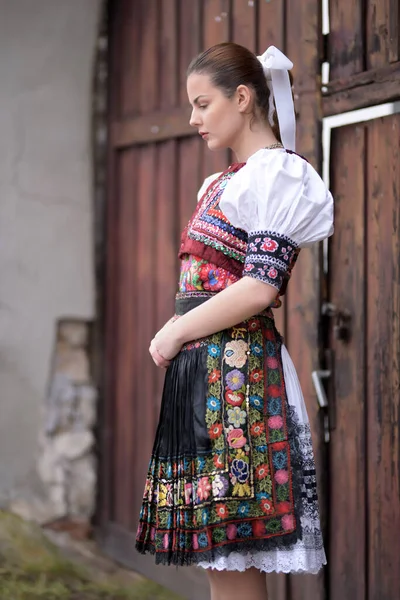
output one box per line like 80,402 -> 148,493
323,61 -> 400,117
328,114 -> 400,600
326,1 -> 400,114
328,124 -> 367,600
102,1 -> 326,598
328,0 -> 364,79
366,115 -> 400,600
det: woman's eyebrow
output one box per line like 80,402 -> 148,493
193,95 -> 208,105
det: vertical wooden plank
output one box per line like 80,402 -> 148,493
179,0 -> 202,106
366,114 -> 400,600
257,0 -> 285,54
160,0 -> 179,109
139,0 -> 159,113
366,0 -> 399,68
178,137 -> 204,234
202,0 -> 231,176
102,0 -> 125,526
231,0 -> 256,50
285,1 -> 326,599
329,0 -> 364,79
155,141 -> 179,406
203,0 -> 231,47
389,0 -> 400,63
113,149 -> 138,528
155,0 -> 181,404
132,145 -> 157,527
178,0 -> 204,235
328,125 -> 367,600
128,0 -> 160,529
119,0 -> 142,116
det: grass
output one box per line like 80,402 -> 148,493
0,511 -> 182,600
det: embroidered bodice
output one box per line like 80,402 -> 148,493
178,148 -> 334,304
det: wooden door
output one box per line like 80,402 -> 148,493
323,1 -> 400,597
328,113 -> 400,600
99,1 -> 326,598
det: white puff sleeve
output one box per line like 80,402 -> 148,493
219,149 -> 334,290
197,172 -> 222,202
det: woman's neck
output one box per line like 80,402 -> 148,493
231,124 -> 280,163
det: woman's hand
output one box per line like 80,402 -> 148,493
149,317 -> 182,368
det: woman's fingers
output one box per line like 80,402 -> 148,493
149,339 -> 171,368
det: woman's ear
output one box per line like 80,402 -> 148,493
236,84 -> 253,113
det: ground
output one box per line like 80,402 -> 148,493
0,511 -> 182,600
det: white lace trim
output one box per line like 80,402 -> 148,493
197,544 -> 327,574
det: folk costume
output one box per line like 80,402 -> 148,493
136,47 -> 334,574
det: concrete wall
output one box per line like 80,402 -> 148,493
0,0 -> 102,503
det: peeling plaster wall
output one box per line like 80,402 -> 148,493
0,0 -> 102,500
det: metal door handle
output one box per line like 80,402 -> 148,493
312,369 -> 331,443
311,370 -> 331,408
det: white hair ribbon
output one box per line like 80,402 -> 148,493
256,46 -> 296,152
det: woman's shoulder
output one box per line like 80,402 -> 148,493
219,148 -> 334,246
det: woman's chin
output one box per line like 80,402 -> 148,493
206,138 -> 225,151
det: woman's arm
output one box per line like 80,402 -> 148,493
151,276 -> 278,365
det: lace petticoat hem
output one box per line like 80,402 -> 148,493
198,547 -> 327,574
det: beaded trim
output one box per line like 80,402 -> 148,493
244,231 -> 298,290
183,167 -> 248,263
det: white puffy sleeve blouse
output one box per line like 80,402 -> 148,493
219,149 -> 334,291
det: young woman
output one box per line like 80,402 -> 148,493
136,42 -> 333,600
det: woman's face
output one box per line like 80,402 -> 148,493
187,73 -> 245,151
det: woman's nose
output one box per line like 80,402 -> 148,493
189,109 -> 201,128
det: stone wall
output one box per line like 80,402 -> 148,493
0,0 -> 103,521
38,321 -> 97,522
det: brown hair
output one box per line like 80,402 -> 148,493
187,42 -> 289,142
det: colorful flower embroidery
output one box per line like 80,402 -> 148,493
216,503 -> 229,518
260,498 -> 273,514
208,344 -> 221,358
227,428 -> 247,448
225,369 -> 245,390
268,415 -> 283,429
231,458 -> 249,483
212,474 -> 229,498
198,532 -> 209,547
184,483 -> 192,504
244,231 -> 298,290
137,312 -> 297,560
225,390 -> 245,406
237,501 -> 250,516
213,454 -> 224,469
250,422 -> 265,436
249,369 -> 263,383
179,255 -> 239,293
224,340 -> 248,368
273,450 -> 287,470
281,514 -> 295,531
209,423 -> 223,439
267,267 -> 278,280
261,238 -> 278,252
207,396 -> 221,411
227,407 -> 247,427
208,369 -> 221,383
197,477 -> 212,501
250,395 -> 264,411
274,469 -> 289,485
237,522 -> 252,537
